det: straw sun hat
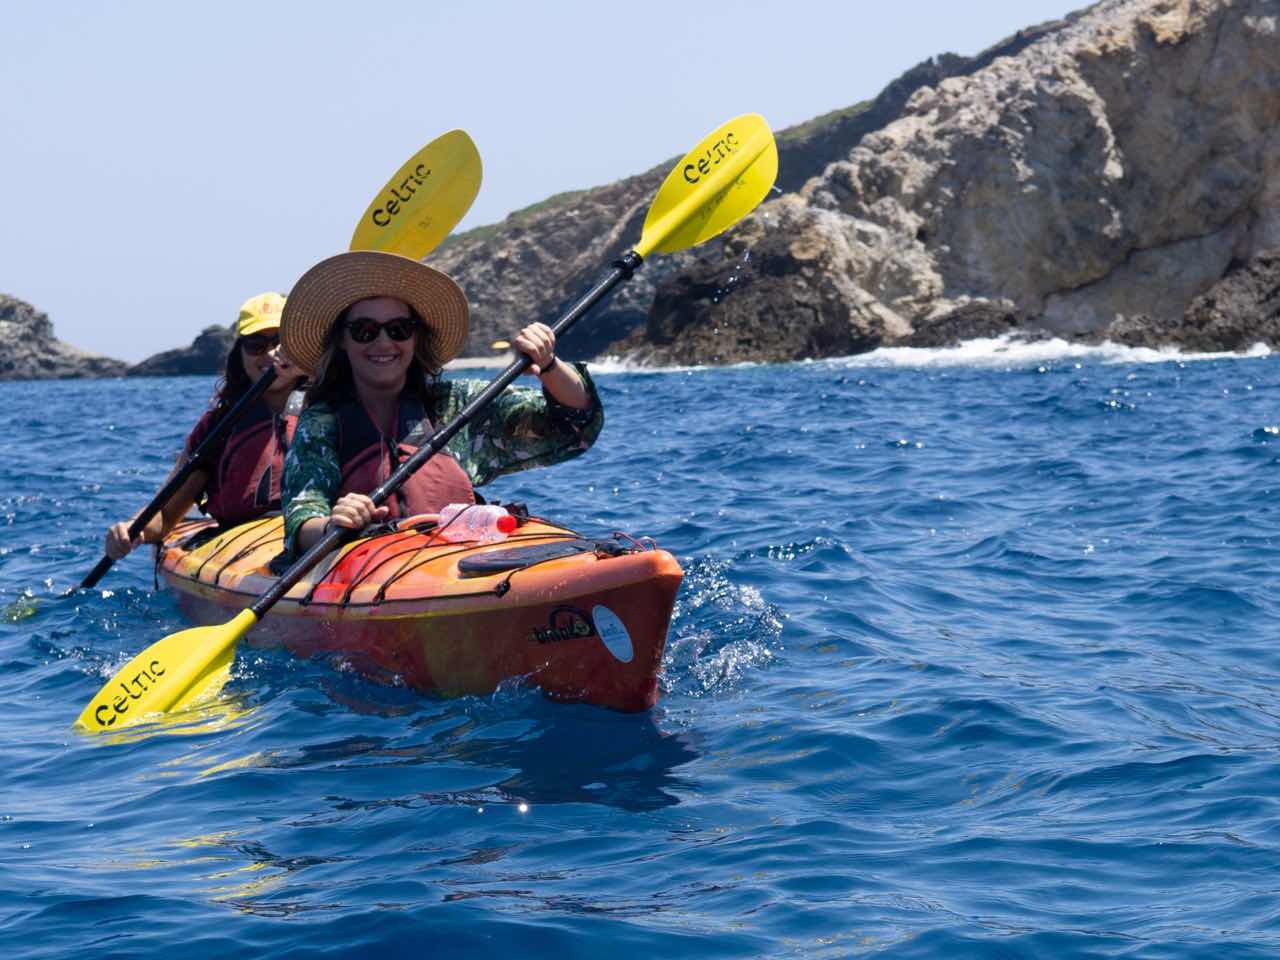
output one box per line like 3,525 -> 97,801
280,250 -> 470,375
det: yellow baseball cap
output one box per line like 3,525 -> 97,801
237,292 -> 286,337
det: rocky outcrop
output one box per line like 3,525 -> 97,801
0,298 -> 239,380
628,0 -> 1280,363
429,15 -> 1069,361
127,325 -> 236,377
0,295 -> 128,380
612,196 -> 915,364
1097,248 -> 1280,350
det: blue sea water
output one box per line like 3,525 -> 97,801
1,338 -> 1278,958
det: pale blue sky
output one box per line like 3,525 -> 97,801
3,1 -> 1080,361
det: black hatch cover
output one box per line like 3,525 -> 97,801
457,539 -> 595,575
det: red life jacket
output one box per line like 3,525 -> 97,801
335,393 -> 475,519
198,397 -> 298,527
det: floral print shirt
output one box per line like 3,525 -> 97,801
282,363 -> 603,550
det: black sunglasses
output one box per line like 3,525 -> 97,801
240,334 -> 279,356
343,316 -> 419,344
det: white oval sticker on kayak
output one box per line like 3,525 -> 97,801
592,605 -> 633,663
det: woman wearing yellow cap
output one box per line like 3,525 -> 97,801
103,292 -> 308,559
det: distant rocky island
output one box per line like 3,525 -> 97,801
0,295 -> 234,380
4,0 -> 1276,379
125,325 -> 237,377
0,296 -> 127,380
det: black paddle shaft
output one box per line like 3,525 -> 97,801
80,367 -> 279,590
249,251 -> 644,618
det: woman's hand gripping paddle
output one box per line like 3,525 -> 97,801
75,114 -> 776,733
76,131 -> 483,593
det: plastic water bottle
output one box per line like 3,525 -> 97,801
436,503 -> 518,543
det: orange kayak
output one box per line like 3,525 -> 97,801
157,513 -> 683,711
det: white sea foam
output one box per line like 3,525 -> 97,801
827,336 -> 1272,370
590,355 -> 725,375
594,338 -> 1272,373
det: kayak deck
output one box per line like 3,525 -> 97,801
158,513 -> 683,711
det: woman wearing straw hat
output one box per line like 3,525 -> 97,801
279,250 -> 603,553
103,292 -> 308,559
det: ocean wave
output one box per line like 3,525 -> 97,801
826,337 -> 1273,370
593,338 -> 1272,373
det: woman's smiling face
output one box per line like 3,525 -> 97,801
340,297 -> 419,393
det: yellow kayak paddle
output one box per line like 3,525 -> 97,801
350,129 -> 482,258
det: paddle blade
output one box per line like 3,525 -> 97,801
350,129 -> 482,259
2,592 -> 39,622
75,609 -> 258,733
637,114 -> 778,258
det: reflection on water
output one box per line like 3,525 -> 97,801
175,831 -> 346,915
95,693 -> 259,747
222,652 -> 704,812
237,700 -> 700,814
80,699 -> 702,919
456,709 -> 699,812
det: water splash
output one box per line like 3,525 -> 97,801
662,557 -> 784,698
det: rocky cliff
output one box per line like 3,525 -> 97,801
430,0 -> 1278,364
626,0 -> 1280,363
429,12 -> 1073,360
0,295 -> 128,380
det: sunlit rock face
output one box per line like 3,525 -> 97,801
426,15 -> 1063,362
627,0 -> 1280,362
